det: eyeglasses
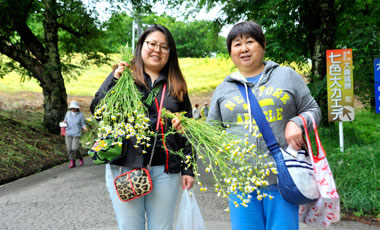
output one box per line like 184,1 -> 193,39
145,41 -> 170,53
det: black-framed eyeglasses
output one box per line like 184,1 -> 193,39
145,41 -> 170,53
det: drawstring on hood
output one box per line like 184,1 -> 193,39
230,71 -> 255,134
244,83 -> 253,133
229,61 -> 280,134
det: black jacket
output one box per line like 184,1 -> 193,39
90,71 -> 194,176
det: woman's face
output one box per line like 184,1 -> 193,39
141,31 -> 170,75
230,35 -> 265,74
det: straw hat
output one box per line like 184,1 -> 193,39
68,101 -> 80,109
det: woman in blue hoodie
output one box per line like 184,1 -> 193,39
206,21 -> 321,230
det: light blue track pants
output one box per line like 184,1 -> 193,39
229,189 -> 299,230
105,164 -> 181,230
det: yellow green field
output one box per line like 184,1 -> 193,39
0,56 -> 236,96
0,55 -> 312,96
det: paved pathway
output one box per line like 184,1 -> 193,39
0,157 -> 378,230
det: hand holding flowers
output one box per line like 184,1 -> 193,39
89,46 -> 153,154
164,109 -> 277,210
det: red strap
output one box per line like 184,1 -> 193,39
159,115 -> 169,172
306,113 -> 327,160
299,114 -> 326,163
299,115 -> 314,158
155,83 -> 166,131
153,83 -> 169,172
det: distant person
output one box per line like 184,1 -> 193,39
200,102 -> 209,118
63,101 -> 88,168
192,104 -> 201,119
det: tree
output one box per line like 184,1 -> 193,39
335,0 -> 379,109
102,12 -> 134,53
180,0 -> 378,122
168,20 -> 226,57
184,0 -> 336,124
103,13 -> 227,57
0,0 -> 117,133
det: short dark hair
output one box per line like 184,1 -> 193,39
226,21 -> 266,54
132,24 -> 188,101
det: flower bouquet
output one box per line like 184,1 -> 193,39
88,46 -> 153,163
162,109 -> 278,211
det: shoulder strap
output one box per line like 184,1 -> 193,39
236,83 -> 279,152
148,83 -> 167,169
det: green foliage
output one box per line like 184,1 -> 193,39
0,0 -> 164,133
329,144 -> 379,215
198,0 -> 311,64
0,0 -> 112,79
314,110 -> 380,215
0,56 -> 18,79
100,13 -> 227,57
101,12 -> 134,53
167,20 -> 227,57
335,0 -> 379,107
196,0 -> 379,111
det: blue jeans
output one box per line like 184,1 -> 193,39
229,189 -> 299,230
105,164 -> 181,230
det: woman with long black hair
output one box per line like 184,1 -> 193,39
90,24 -> 194,230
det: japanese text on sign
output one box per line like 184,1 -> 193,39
326,49 -> 354,122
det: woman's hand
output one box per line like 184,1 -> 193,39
284,121 -> 304,150
182,175 -> 194,190
172,116 -> 184,134
113,61 -> 130,79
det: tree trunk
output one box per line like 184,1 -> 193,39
42,80 -> 67,133
310,0 -> 336,79
306,0 -> 336,126
42,0 -> 67,133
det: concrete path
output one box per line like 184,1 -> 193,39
0,157 -> 378,230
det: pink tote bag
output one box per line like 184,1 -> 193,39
298,113 -> 340,227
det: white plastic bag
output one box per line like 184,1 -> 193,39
176,189 -> 205,230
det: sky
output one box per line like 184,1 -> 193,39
92,1 -> 233,37
153,2 -> 234,37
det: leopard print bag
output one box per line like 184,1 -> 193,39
114,168 -> 153,202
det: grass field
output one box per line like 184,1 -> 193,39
0,55 -> 312,96
0,56 -> 236,96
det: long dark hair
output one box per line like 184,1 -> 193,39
132,24 -> 188,102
